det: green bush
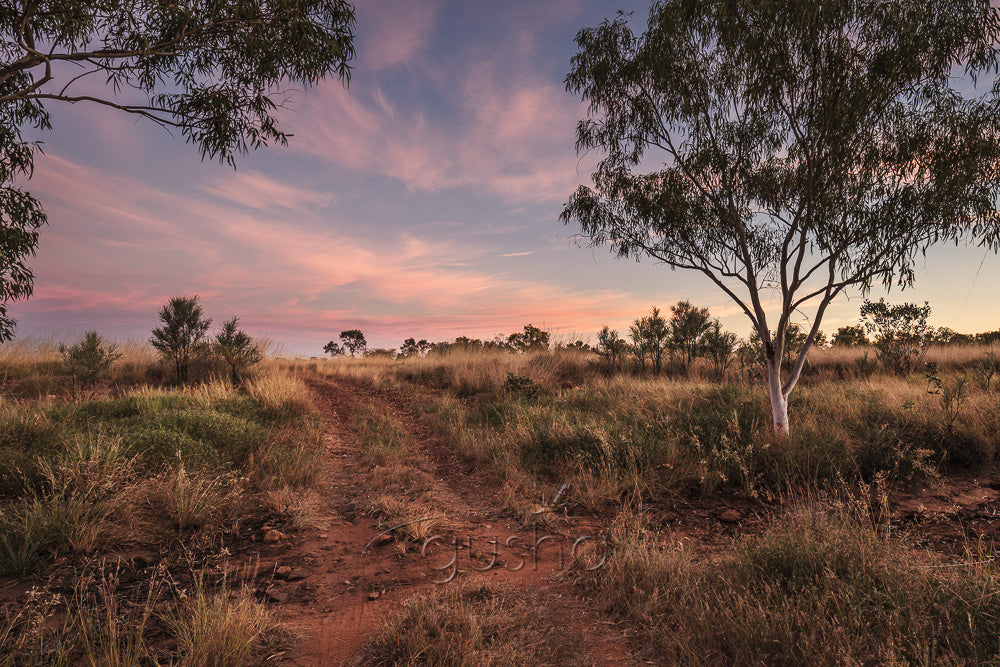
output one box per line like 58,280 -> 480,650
59,331 -> 122,385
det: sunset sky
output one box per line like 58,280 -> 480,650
14,0 -> 1000,356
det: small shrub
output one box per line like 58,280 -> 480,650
502,372 -> 538,398
596,325 -> 628,369
630,306 -> 671,373
939,375 -> 968,433
702,319 -> 737,379
853,352 -> 877,378
861,299 -> 932,375
59,331 -> 122,386
213,317 -> 262,385
972,351 -> 1000,391
668,301 -> 712,371
150,296 -> 212,382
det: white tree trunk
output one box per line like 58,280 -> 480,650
765,359 -> 790,437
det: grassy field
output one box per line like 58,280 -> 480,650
314,344 -> 1000,664
2,340 -> 999,664
0,342 -> 321,665
311,344 -> 999,507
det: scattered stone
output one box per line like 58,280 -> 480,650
275,565 -> 293,579
719,509 -> 743,524
263,529 -> 286,544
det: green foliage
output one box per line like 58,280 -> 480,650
629,306 -> 670,373
507,324 -> 550,353
502,372 -> 539,399
557,339 -> 592,352
325,329 -> 366,357
562,0 -> 1000,434
58,331 -> 122,385
833,325 -> 869,347
214,317 -> 262,384
322,340 -> 345,356
340,329 -> 367,356
0,136 -> 44,342
861,299 -> 932,376
781,324 -> 808,359
399,337 -> 431,358
150,296 -> 212,382
702,319 -> 737,378
596,325 -> 628,368
668,301 -> 711,370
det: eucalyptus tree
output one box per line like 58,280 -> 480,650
562,0 -> 1000,436
0,0 -> 356,339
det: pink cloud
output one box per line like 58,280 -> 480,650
19,285 -> 165,314
21,152 -> 649,347
357,1 -> 440,70
196,171 -> 336,212
295,78 -> 594,204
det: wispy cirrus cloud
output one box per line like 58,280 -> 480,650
292,0 -> 597,206
357,0 -> 441,71
196,170 -> 337,213
295,78 -> 591,204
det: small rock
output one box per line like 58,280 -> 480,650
286,568 -> 307,581
719,509 -> 743,524
374,533 -> 393,546
318,533 -> 329,539
275,565 -> 292,578
343,580 -> 352,586
263,529 -> 286,544
265,588 -> 289,604
368,590 -> 381,601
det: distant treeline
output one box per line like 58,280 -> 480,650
324,299 -> 1000,377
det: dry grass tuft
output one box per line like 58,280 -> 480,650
165,579 -> 293,666
150,460 -> 244,531
361,582 -> 574,666
261,486 -> 329,531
